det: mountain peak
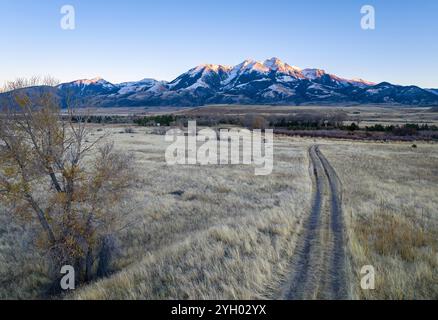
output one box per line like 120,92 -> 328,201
241,59 -> 256,66
263,57 -> 284,69
351,78 -> 376,86
201,64 -> 232,72
70,77 -> 109,85
188,64 -> 231,77
302,68 -> 326,79
234,59 -> 269,73
57,77 -> 117,90
263,57 -> 302,74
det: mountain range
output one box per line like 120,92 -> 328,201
2,58 -> 438,107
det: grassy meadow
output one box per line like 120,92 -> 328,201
1,123 -> 436,300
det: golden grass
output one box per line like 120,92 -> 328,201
68,128 -> 312,299
74,210 -> 302,299
0,218 -> 51,299
321,142 -> 438,299
2,124 -> 437,300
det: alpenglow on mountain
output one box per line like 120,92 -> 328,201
4,58 -> 438,107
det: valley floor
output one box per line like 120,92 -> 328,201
321,141 -> 438,299
1,126 -> 436,299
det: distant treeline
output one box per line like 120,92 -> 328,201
363,123 -> 437,132
109,113 -> 438,137
66,115 -> 135,124
134,114 -> 175,126
133,112 -> 348,130
133,113 -> 437,133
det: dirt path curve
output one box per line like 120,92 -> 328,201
280,145 -> 348,300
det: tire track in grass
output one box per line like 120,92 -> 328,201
280,145 -> 348,300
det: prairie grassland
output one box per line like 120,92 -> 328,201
0,215 -> 51,299
2,124 -> 437,300
320,142 -> 438,299
68,127 -> 313,299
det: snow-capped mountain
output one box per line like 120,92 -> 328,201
2,58 -> 437,107
115,78 -> 160,95
57,77 -> 118,95
168,64 -> 231,91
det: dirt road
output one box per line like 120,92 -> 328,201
280,145 -> 348,300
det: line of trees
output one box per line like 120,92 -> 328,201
68,115 -> 134,124
134,114 -> 175,126
133,112 -> 348,130
364,123 -> 438,132
132,111 -> 437,137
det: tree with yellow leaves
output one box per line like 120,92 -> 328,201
0,78 -> 135,290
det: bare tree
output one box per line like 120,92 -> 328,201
0,78 -> 135,289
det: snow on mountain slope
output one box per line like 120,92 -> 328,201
263,57 -> 303,77
33,58 -> 436,107
56,77 -> 118,97
302,68 -> 326,80
221,59 -> 271,89
116,78 -> 162,95
58,77 -> 116,89
168,64 -> 231,91
350,78 -> 376,87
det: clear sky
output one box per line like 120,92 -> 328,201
1,0 -> 437,88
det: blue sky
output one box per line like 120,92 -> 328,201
1,0 -> 437,87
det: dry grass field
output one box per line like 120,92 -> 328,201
1,123 -> 436,300
70,127 -> 313,299
321,142 -> 438,299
